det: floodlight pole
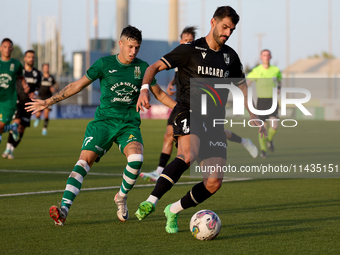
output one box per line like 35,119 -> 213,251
168,0 -> 179,44
27,0 -> 32,50
286,0 -> 290,79
94,0 -> 99,39
328,0 -> 333,98
201,0 -> 205,36
255,33 -> 265,63
86,0 -> 92,105
237,0 -> 242,59
58,0 -> 63,75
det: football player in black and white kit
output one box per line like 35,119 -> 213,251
140,26 -> 259,182
34,63 -> 57,135
2,50 -> 41,159
135,6 -> 266,233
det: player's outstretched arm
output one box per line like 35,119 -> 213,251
137,60 -> 168,112
150,84 -> 177,109
238,81 -> 267,138
25,75 -> 92,114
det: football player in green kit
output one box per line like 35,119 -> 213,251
0,38 -> 29,148
25,26 -> 176,226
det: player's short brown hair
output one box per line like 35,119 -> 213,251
24,50 -> 35,56
121,25 -> 142,44
1,38 -> 13,45
261,49 -> 271,55
213,6 -> 240,25
180,26 -> 197,40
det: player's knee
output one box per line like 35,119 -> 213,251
177,151 -> 192,165
178,150 -> 198,165
204,178 -> 222,193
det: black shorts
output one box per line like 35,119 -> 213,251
167,108 -> 177,126
14,101 -> 32,127
172,104 -> 227,161
257,98 -> 279,121
172,104 -> 191,140
39,92 -> 52,100
196,122 -> 227,161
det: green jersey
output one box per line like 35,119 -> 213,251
0,58 -> 23,105
86,54 -> 156,122
247,64 -> 282,98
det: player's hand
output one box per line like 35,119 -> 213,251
25,99 -> 48,114
167,82 -> 175,96
249,114 -> 267,138
136,89 -> 151,112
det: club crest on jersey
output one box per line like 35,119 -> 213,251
10,63 -> 15,72
33,70 -> 38,77
224,71 -> 230,78
223,53 -> 230,65
134,66 -> 141,79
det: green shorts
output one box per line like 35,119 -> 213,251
0,102 -> 16,125
81,118 -> 143,157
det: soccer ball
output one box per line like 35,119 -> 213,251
190,210 -> 221,240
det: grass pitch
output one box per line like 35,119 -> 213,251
0,119 -> 339,254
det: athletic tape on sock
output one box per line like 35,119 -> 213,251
75,159 -> 90,173
127,154 -> 143,162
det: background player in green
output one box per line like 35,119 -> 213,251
3,49 -> 42,159
247,49 -> 282,158
0,38 -> 28,147
25,26 -> 176,226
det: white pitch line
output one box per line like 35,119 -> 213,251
0,178 -> 251,197
0,169 -> 122,176
0,169 -> 192,178
0,169 -> 245,179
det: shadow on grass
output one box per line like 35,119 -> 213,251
218,199 -> 340,214
216,227 -> 314,240
223,216 -> 340,229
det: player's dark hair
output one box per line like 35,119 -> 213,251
261,49 -> 271,55
42,63 -> 49,67
180,26 -> 197,40
120,25 -> 142,44
213,6 -> 239,25
1,38 -> 13,45
24,50 -> 35,56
